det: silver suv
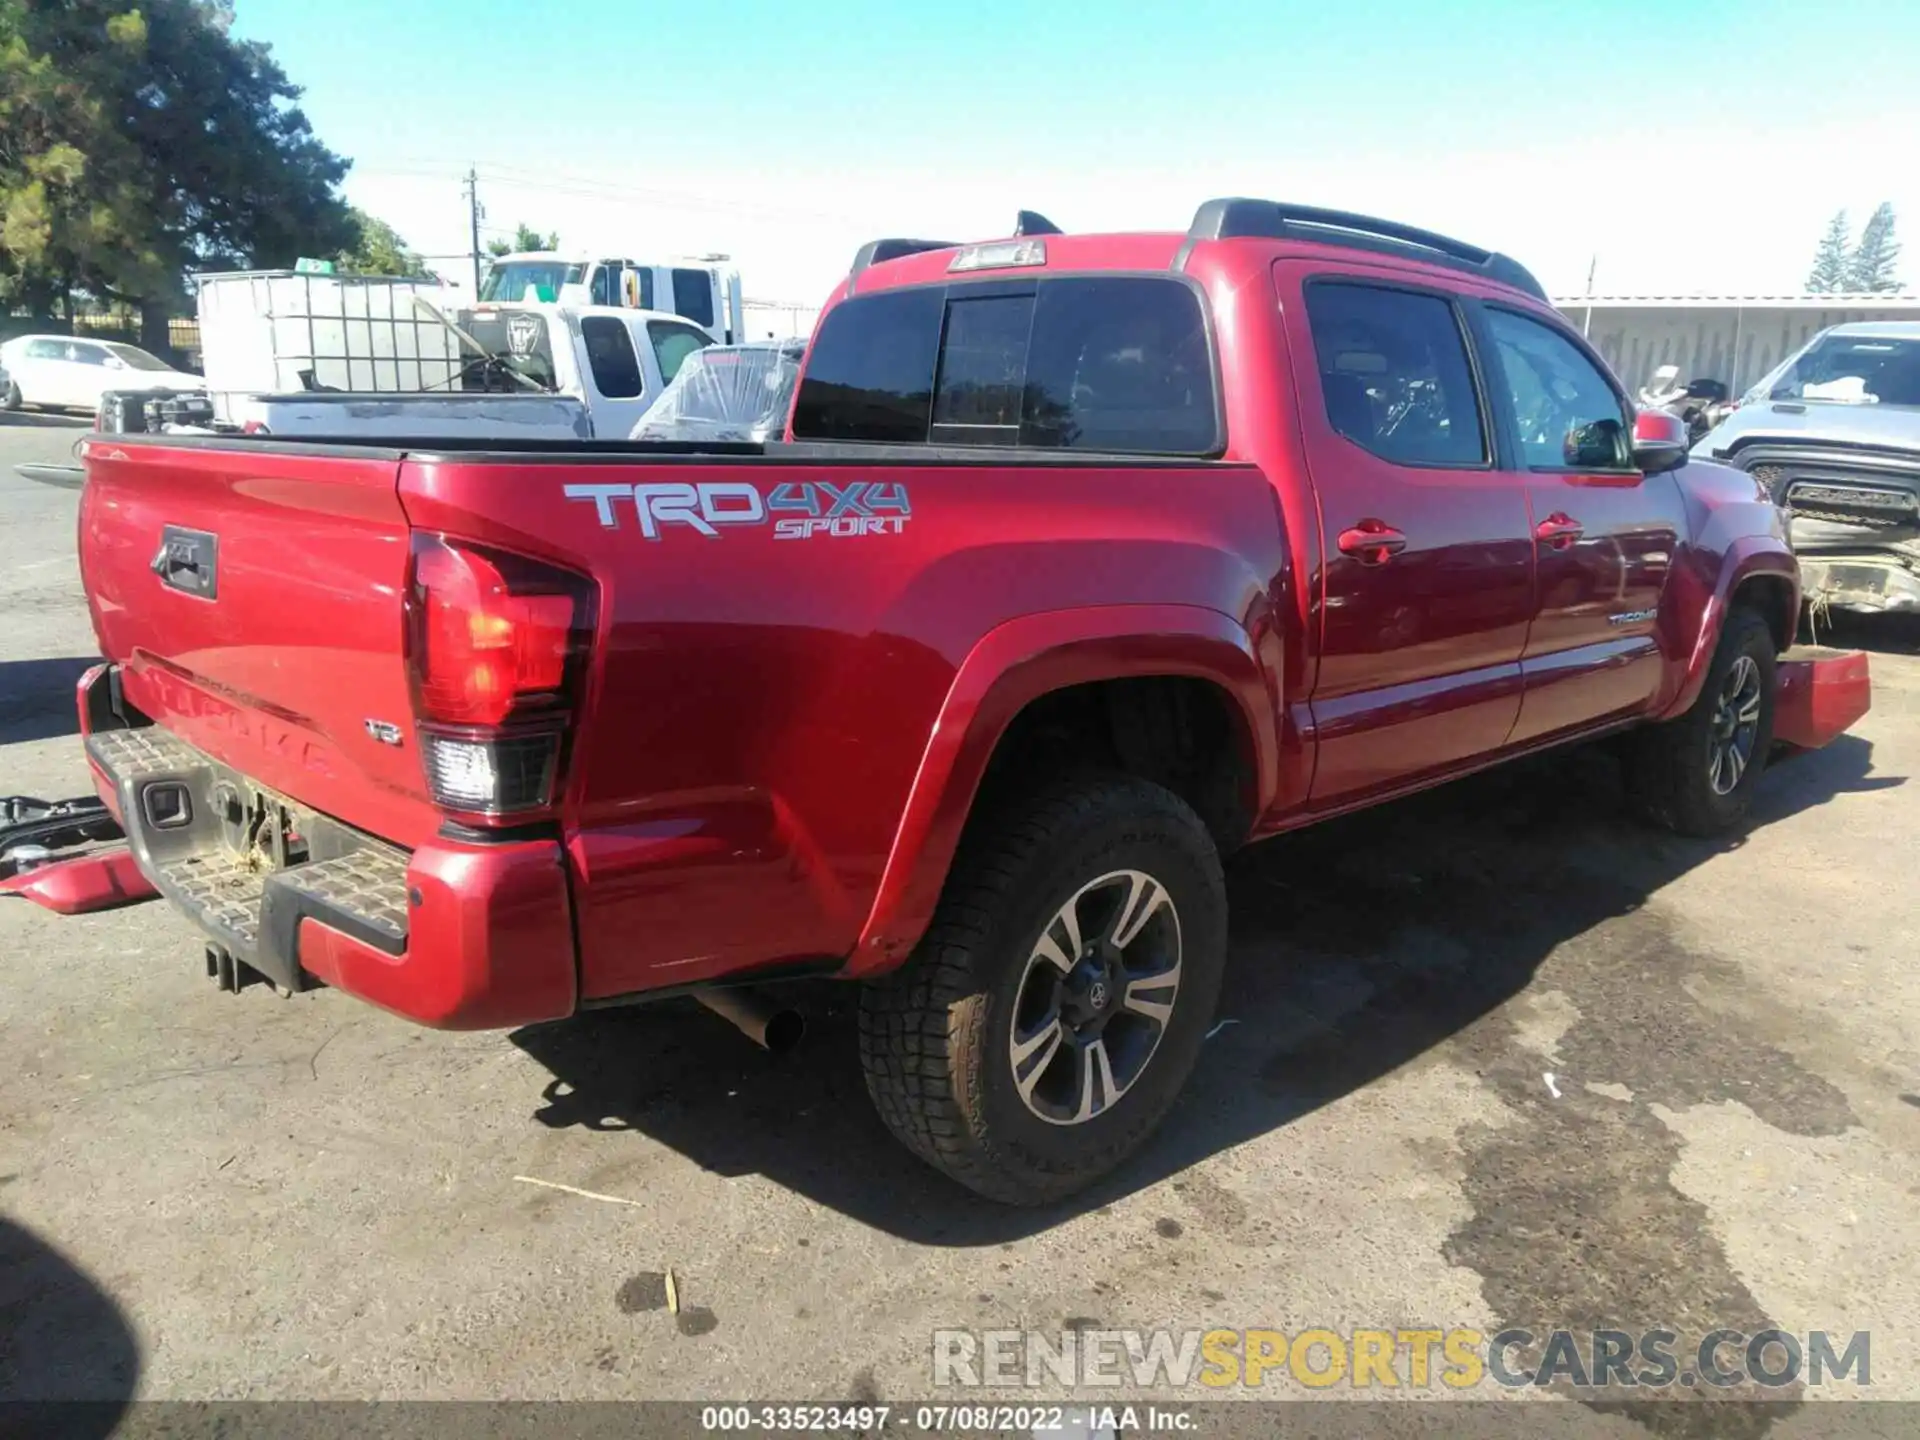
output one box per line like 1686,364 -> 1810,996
1694,320 -> 1920,615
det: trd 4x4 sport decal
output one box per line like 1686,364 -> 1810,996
563,480 -> 911,541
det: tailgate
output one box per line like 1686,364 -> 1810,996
79,438 -> 440,848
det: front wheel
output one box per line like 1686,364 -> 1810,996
1625,606 -> 1777,835
858,776 -> 1226,1205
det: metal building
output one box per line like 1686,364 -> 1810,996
1551,295 -> 1920,395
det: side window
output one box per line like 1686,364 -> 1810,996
589,264 -> 617,308
27,338 -> 66,360
71,343 -> 110,366
791,286 -> 944,442
1483,309 -> 1631,470
1303,282 -> 1486,466
671,269 -> 715,328
579,315 -> 643,399
648,322 -> 713,384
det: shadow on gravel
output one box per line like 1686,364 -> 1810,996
510,723 -> 1898,1249
0,1215 -> 140,1432
0,656 -> 100,744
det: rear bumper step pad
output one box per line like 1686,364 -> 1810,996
86,726 -> 410,993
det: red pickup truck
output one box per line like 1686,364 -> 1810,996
36,199 -> 1869,1203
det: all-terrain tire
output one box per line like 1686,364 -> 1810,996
1625,606 -> 1777,836
858,775 -> 1227,1205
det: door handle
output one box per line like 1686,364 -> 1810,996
1337,521 -> 1407,565
1536,513 -> 1584,549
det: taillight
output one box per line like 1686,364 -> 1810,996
404,533 -> 595,820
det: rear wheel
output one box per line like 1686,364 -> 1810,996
1,380 -> 20,411
1625,606 -> 1777,835
858,776 -> 1226,1205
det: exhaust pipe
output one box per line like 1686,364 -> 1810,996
693,986 -> 805,1053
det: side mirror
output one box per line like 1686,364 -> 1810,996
1684,378 -> 1728,403
1632,409 -> 1690,472
1632,439 -> 1689,474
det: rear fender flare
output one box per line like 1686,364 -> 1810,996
1657,540 -> 1799,721
845,604 -> 1276,977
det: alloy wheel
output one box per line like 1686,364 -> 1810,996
1006,868 -> 1182,1126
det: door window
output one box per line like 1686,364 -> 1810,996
71,343 -> 112,366
25,338 -> 66,360
671,269 -> 716,328
648,322 -> 713,384
1483,310 -> 1631,470
1302,282 -> 1487,466
579,315 -> 644,398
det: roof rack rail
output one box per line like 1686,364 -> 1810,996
1182,198 -> 1547,301
1014,210 -> 1062,237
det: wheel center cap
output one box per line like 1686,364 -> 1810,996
1087,980 -> 1111,1012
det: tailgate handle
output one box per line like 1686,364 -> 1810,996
150,527 -> 219,598
151,544 -> 205,580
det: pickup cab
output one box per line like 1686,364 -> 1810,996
52,199 -> 1869,1204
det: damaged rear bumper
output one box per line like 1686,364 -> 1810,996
78,664 -> 577,1030
1774,646 -> 1872,751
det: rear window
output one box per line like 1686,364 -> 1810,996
791,276 -> 1218,454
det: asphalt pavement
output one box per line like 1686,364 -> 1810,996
2,412 -> 1917,1430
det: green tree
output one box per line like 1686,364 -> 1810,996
337,208 -> 433,277
1844,203 -> 1902,293
486,222 -> 561,257
0,0 -> 356,341
1805,210 -> 1851,294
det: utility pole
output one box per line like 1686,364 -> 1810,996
463,167 -> 483,297
1582,254 -> 1597,337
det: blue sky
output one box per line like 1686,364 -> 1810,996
232,0 -> 1920,307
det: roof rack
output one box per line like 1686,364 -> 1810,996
1182,198 -> 1547,301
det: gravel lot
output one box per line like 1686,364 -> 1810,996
3,413 -> 1918,1430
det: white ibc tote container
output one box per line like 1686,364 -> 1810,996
195,270 -> 463,422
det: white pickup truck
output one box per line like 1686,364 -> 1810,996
213,302 -> 719,440
97,276 -> 719,442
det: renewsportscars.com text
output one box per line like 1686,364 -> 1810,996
932,1327 -> 1871,1391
